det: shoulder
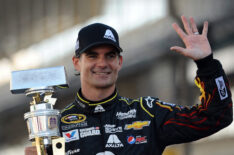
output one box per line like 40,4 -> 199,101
118,96 -> 160,118
140,96 -> 181,117
139,96 -> 159,118
118,96 -> 140,105
60,102 -> 77,115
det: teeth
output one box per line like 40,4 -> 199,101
94,72 -> 109,75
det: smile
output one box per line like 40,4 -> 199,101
92,71 -> 111,75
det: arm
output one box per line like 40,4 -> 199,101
157,16 -> 233,146
155,54 -> 232,146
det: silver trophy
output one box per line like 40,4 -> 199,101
10,66 -> 69,155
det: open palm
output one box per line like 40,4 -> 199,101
170,16 -> 212,60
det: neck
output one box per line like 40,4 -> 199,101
81,85 -> 116,101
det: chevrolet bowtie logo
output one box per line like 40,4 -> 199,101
124,121 -> 150,130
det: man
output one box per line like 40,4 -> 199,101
26,16 -> 233,155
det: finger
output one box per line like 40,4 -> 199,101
181,15 -> 193,35
202,21 -> 208,36
25,146 -> 37,155
172,23 -> 187,40
170,46 -> 188,56
189,17 -> 199,33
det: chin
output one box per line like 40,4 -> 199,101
93,81 -> 115,89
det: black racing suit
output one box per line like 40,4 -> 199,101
60,55 -> 233,155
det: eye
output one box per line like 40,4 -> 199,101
87,54 -> 97,58
85,52 -> 97,59
107,52 -> 117,59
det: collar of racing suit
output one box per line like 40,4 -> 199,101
74,88 -> 119,114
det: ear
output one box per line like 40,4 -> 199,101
72,56 -> 81,72
118,55 -> 123,70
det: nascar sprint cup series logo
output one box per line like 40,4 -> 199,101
61,114 -> 86,124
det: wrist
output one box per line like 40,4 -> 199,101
194,54 -> 213,70
194,54 -> 223,78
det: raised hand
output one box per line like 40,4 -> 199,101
170,16 -> 212,60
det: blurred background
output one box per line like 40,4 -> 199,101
0,0 -> 234,154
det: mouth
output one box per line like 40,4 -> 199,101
92,71 -> 111,75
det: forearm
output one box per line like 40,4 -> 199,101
158,55 -> 233,146
194,54 -> 233,127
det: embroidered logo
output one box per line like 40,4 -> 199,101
104,124 -> 123,133
145,96 -> 154,108
162,102 -> 176,107
61,114 -> 86,124
63,129 -> 79,142
104,29 -> 116,42
75,39 -> 79,51
116,109 -> 136,120
215,76 -> 228,100
79,127 -> 101,138
127,135 -> 147,144
61,122 -> 88,131
125,121 -> 150,130
96,151 -> 115,155
105,134 -> 124,148
94,105 -> 105,113
66,148 -> 80,155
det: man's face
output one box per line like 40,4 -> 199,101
72,45 -> 123,89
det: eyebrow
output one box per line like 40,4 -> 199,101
85,51 -> 98,55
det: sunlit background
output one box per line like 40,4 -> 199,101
0,0 -> 234,155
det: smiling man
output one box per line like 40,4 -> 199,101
26,16 -> 233,155
59,17 -> 233,155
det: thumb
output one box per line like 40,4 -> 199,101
170,46 -> 188,56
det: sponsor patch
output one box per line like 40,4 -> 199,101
94,105 -> 105,113
105,134 -> 124,148
61,114 -> 86,124
145,96 -> 155,108
79,127 -> 101,138
76,100 -> 86,108
63,104 -> 75,112
127,135 -> 147,144
103,29 -> 116,42
104,124 -> 122,133
63,129 -> 79,142
66,148 -> 80,155
116,109 -> 136,120
125,121 -> 150,130
127,136 -> 136,144
61,122 -> 88,131
75,40 -> 79,51
96,151 -> 115,155
162,102 -> 176,107
215,76 -> 228,100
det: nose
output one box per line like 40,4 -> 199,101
96,56 -> 108,68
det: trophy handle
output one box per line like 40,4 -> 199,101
35,137 -> 46,155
